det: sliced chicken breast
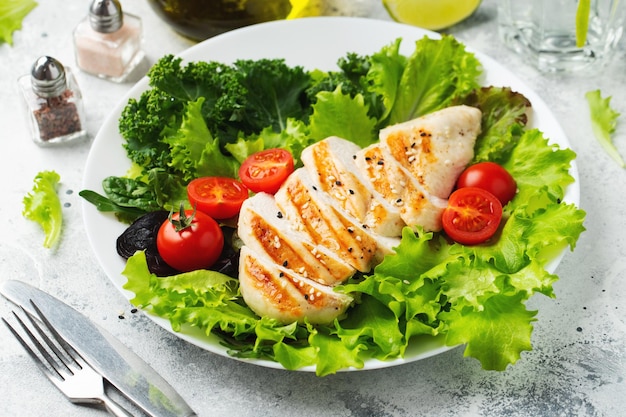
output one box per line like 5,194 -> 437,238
237,106 -> 482,325
275,168 -> 398,272
301,136 -> 405,237
238,192 -> 355,286
355,143 -> 448,232
379,105 -> 482,199
238,246 -> 354,324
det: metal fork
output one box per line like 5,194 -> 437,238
3,302 -> 133,417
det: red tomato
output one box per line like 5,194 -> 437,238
157,207 -> 224,272
239,148 -> 294,194
442,187 -> 503,245
187,177 -> 249,220
456,162 -> 517,205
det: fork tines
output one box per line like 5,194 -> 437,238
2,302 -> 83,381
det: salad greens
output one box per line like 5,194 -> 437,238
92,35 -> 586,376
23,170 -> 63,249
585,89 -> 624,168
0,0 -> 37,45
81,36 -> 481,219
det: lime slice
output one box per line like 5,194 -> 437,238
383,0 -> 481,31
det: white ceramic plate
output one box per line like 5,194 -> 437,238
82,17 -> 580,372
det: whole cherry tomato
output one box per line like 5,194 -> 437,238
156,206 -> 224,272
456,162 -> 517,205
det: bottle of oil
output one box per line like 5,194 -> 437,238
147,0 -> 292,41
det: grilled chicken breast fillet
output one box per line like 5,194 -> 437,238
379,105 -> 482,199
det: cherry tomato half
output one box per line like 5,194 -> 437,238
456,162 -> 517,206
442,187 -> 503,245
239,148 -> 295,194
157,208 -> 224,272
187,177 -> 249,220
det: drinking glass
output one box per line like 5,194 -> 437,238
498,0 -> 625,72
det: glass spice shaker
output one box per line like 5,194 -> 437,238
17,56 -> 88,146
73,0 -> 144,82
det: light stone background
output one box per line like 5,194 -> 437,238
1,0 -> 625,416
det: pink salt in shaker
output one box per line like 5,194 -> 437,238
73,0 -> 144,83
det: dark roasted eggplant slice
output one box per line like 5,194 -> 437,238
116,210 -> 178,276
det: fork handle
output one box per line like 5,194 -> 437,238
101,396 -> 134,417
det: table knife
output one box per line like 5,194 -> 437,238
1,279 -> 197,417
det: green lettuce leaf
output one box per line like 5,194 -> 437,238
23,170 -> 62,248
388,35 -> 481,124
585,89 -> 624,167
164,98 -> 239,181
440,291 -> 536,371
365,38 -> 407,123
503,129 -> 577,204
0,0 -> 37,45
123,251 -> 258,336
459,86 -> 531,163
309,86 -> 378,147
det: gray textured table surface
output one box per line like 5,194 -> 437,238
1,1 -> 625,416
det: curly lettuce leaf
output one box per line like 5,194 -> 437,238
503,129 -> 577,203
365,38 -> 408,123
388,35 -> 481,124
123,251 -> 258,336
440,292 -> 536,371
585,89 -> 624,167
309,86 -> 378,147
0,0 -> 37,45
164,98 -> 239,181
459,86 -> 532,163
23,170 -> 62,248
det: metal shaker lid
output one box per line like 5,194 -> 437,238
31,56 -> 67,98
89,0 -> 123,33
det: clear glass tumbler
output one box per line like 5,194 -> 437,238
498,0 -> 625,73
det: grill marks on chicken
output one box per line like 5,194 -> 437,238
237,105 -> 482,324
238,192 -> 354,287
355,143 -> 448,232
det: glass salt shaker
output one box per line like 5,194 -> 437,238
73,0 -> 144,82
17,56 -> 88,146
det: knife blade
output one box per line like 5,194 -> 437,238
1,279 -> 197,417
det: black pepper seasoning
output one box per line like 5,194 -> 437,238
18,56 -> 87,146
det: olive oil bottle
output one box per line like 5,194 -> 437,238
147,0 -> 292,41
